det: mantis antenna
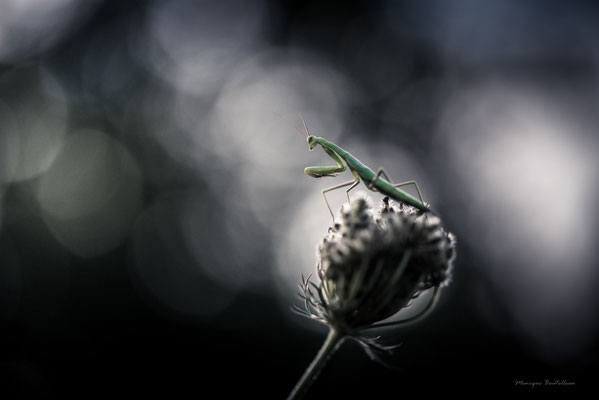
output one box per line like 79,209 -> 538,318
274,112 -> 309,138
299,113 -> 311,136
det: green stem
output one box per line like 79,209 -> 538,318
287,329 -> 344,400
364,285 -> 441,330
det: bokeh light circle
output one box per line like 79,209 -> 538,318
436,81 -> 599,362
0,68 -> 69,182
38,130 -> 143,258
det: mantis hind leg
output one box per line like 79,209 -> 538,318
322,179 -> 360,220
367,168 -> 392,191
394,180 -> 425,208
369,167 -> 426,207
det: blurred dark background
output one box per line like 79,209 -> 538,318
1,0 -> 598,398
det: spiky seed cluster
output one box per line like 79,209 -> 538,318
295,196 -> 456,342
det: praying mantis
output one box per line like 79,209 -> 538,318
277,113 -> 430,219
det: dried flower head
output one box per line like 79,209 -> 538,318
293,195 -> 456,360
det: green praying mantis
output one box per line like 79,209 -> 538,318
277,113 -> 430,219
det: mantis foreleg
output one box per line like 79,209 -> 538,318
304,147 -> 346,178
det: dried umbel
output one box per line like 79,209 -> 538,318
315,196 -> 455,332
289,195 -> 456,399
295,197 -> 455,337
289,198 -> 455,400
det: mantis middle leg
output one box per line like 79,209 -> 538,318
322,177 -> 360,219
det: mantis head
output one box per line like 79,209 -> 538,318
307,136 -> 318,151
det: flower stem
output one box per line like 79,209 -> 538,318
287,328 -> 344,400
363,285 -> 441,330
